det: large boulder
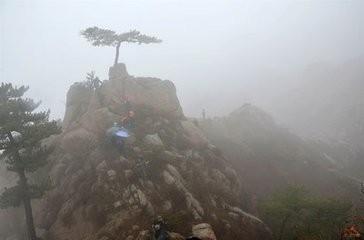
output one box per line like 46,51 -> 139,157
143,133 -> 164,150
61,128 -> 97,158
80,107 -> 120,136
63,83 -> 93,129
101,63 -> 184,118
168,232 -> 185,240
192,223 -> 217,240
181,120 -> 209,148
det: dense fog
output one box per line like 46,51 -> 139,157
1,0 -> 363,119
1,1 -> 364,240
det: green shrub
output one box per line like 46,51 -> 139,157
259,185 -> 352,240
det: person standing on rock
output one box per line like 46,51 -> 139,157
152,216 -> 169,240
202,109 -> 206,120
106,122 -> 129,153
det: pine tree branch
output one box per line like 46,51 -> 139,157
0,185 -> 22,208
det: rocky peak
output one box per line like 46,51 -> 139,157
200,105 -> 360,205
109,63 -> 129,80
63,63 -> 184,131
35,64 -> 271,240
229,103 -> 275,127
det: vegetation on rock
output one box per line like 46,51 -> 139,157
259,185 -> 352,240
81,26 -> 162,66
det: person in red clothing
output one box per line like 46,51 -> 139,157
121,110 -> 135,130
121,95 -> 132,113
342,225 -> 361,239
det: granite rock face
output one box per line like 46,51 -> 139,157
35,64 -> 272,240
102,63 -> 184,118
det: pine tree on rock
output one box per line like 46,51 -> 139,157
81,26 -> 162,66
0,83 -> 60,240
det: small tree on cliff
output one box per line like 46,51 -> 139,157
85,71 -> 101,90
0,83 -> 60,240
81,26 -> 162,66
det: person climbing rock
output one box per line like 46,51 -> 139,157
152,216 -> 169,240
121,110 -> 136,130
106,122 -> 130,152
106,123 -> 120,144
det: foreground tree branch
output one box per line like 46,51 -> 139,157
0,83 -> 60,240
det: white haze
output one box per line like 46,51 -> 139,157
1,0 -> 363,119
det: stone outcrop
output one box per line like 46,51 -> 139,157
200,104 -> 360,205
102,63 -> 184,119
192,223 -> 217,240
63,82 -> 94,130
35,64 -> 271,240
63,63 -> 184,132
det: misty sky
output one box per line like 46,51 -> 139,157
1,0 -> 363,119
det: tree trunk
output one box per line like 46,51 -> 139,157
113,41 -> 126,98
114,42 -> 121,66
18,170 -> 37,240
7,132 -> 37,240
